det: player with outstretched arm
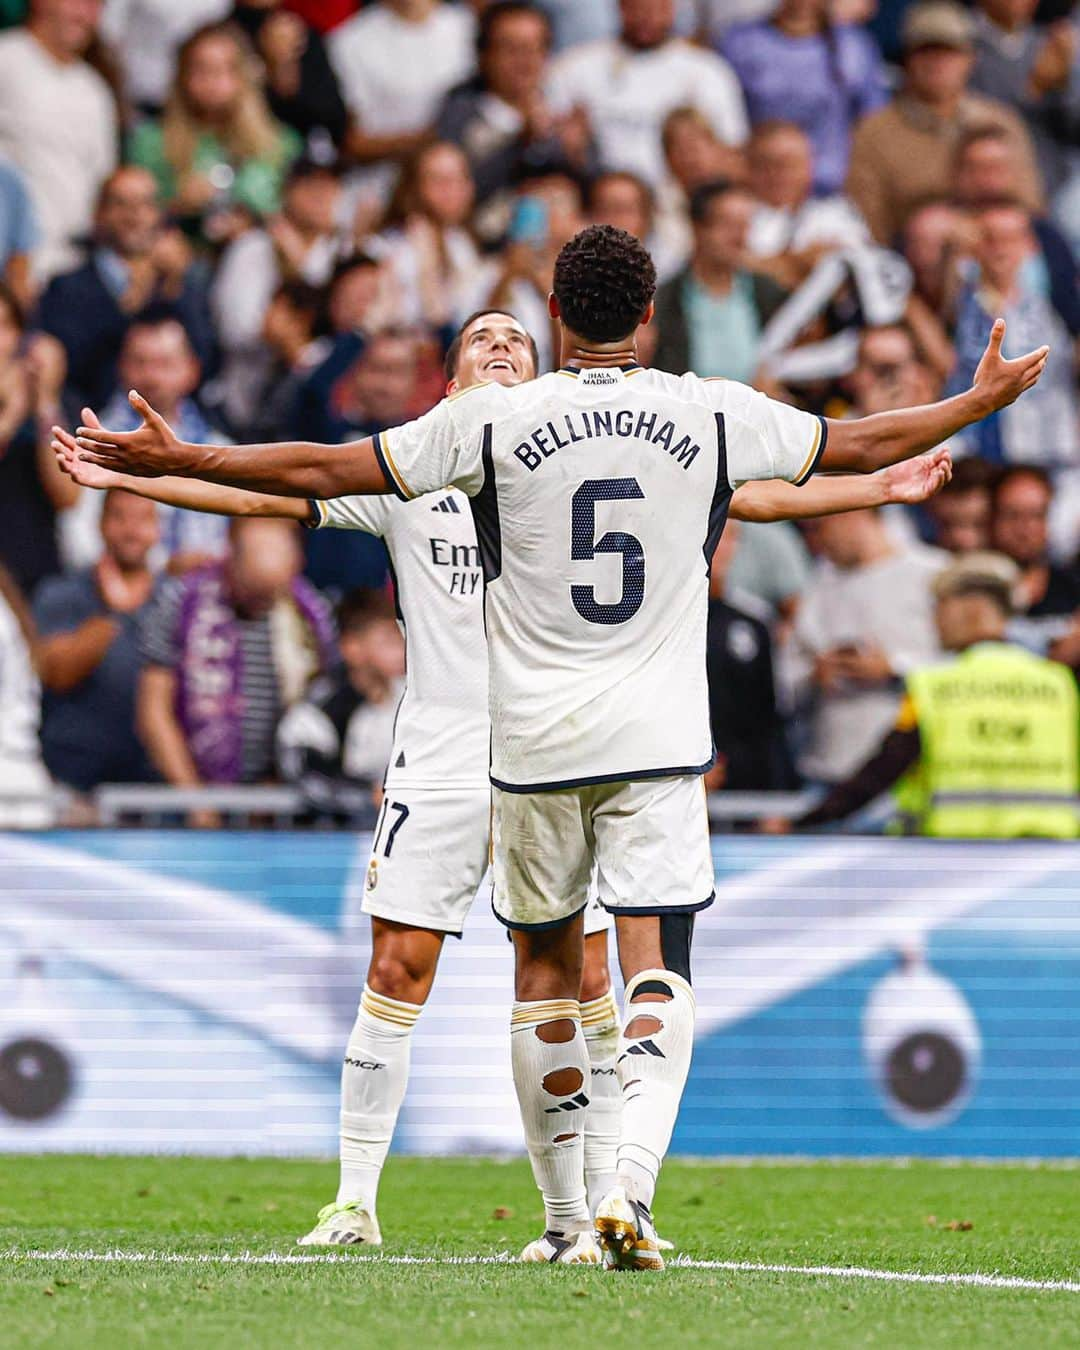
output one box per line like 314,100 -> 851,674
56,308 -> 953,1254
63,230 -> 1045,1270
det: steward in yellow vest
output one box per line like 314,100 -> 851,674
770,553 -> 1079,838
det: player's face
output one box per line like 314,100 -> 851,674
451,314 -> 536,391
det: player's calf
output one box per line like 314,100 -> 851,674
511,997 -> 593,1255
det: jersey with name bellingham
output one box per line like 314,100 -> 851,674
373,366 -> 826,791
310,489 -> 488,791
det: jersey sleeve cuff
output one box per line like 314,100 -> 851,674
373,430 -> 413,501
304,499 -> 325,529
794,415 -> 828,486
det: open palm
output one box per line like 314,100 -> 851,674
885,447 -> 953,505
973,318 -> 1049,412
52,412 -> 133,489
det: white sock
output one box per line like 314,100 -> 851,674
615,969 -> 696,1211
337,984 -> 421,1214
510,998 -> 591,1232
581,991 -> 620,1214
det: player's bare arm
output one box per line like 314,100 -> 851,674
72,391 -> 393,500
820,320 -> 1048,473
53,418 -> 310,520
731,448 -> 952,523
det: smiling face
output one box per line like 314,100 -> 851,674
449,312 -> 537,391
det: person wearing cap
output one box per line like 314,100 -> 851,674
846,1 -> 1042,245
763,551 -> 1079,838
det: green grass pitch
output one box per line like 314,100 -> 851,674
1,1155 -> 1077,1348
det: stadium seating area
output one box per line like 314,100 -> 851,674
0,0 -> 1076,828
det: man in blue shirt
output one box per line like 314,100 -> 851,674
34,488 -> 159,790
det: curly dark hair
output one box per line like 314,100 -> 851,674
552,225 -> 657,344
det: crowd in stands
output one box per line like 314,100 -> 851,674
0,0 -> 1075,826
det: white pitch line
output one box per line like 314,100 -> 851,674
3,1249 -> 1078,1293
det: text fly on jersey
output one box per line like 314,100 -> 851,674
513,409 -> 702,474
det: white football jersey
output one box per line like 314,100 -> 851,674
371,365 -> 826,791
310,489 -> 488,791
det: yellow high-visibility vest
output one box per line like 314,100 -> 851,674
895,642 -> 1079,838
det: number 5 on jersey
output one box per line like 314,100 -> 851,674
570,477 -> 646,625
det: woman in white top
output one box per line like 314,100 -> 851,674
368,140 -> 486,332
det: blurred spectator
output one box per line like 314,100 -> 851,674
231,0 -> 348,155
303,329 -> 417,596
0,155 -> 40,311
923,454 -> 994,554
745,121 -> 870,289
846,1 -> 1041,245
952,125 -> 1080,340
210,158 -> 345,433
0,290 -> 76,594
946,201 -> 1079,467
101,0 -> 230,113
0,562 -> 52,827
128,21 -> 301,243
63,317 -> 230,571
848,324 -> 940,418
970,0 -> 1080,197
586,170 -> 684,281
655,105 -> 748,273
246,280 -> 328,443
370,140 -> 483,332
437,1 -> 592,245
704,518 -> 794,793
484,168 -> 584,370
34,488 -> 157,789
38,166 -> 215,413
652,179 -> 786,382
721,0 -> 888,197
330,0 -> 475,186
777,552 -> 1079,838
779,509 -> 945,784
990,464 -> 1080,657
136,517 -> 334,810
287,251 -> 395,442
0,0 -> 118,284
547,0 -> 748,189
277,589 -> 405,817
901,196 -> 966,317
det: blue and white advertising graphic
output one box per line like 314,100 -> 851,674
0,832 -> 1077,1157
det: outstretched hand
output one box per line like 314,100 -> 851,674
883,447 -> 953,505
73,391 -> 187,478
52,409 -> 131,489
972,319 -> 1049,414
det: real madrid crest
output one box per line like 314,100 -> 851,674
366,860 -> 379,892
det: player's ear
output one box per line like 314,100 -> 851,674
446,378 -> 459,395
547,292 -> 560,320
639,300 -> 655,328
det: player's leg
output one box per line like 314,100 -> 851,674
590,776 -> 713,1271
300,788 -> 489,1247
299,918 -> 443,1246
493,785 -> 600,1265
580,911 -> 619,1214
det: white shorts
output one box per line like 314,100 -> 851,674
491,775 -> 715,931
361,786 -> 612,937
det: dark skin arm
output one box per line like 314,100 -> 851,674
69,321 -> 1048,492
70,393 -> 394,499
820,319 -> 1048,472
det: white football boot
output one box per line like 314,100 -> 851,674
296,1200 -> 382,1247
520,1221 -> 602,1265
594,1186 -> 664,1271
